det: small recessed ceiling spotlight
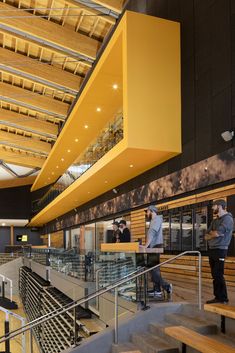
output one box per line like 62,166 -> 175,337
113,188 -> 118,194
61,158 -> 64,162
84,125 -> 88,129
75,138 -> 79,142
48,177 -> 51,180
2,223 -> 6,226
88,191 -> 90,194
67,149 -> 71,153
51,172 -> 54,175
104,180 -> 108,184
56,165 -> 59,168
112,83 -> 118,90
129,164 -> 134,168
96,107 -> 101,112
221,130 -> 234,142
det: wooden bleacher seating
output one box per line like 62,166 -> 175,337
160,255 -> 235,288
204,303 -> 235,333
165,325 -> 235,353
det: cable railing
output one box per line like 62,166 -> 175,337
0,250 -> 202,351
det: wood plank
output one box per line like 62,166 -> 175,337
0,2 -> 100,60
0,175 -> 36,188
0,130 -> 51,154
165,326 -> 235,353
92,0 -> 123,13
0,47 -> 82,92
0,147 -> 45,168
65,0 -> 116,25
0,82 -> 69,117
204,304 -> 235,319
0,108 -> 58,137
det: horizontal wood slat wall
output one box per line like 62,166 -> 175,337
50,230 -> 64,248
130,209 -> 146,244
160,255 -> 235,287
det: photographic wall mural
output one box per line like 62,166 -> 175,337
44,147 -> 235,234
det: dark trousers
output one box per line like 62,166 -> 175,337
209,249 -> 228,302
147,253 -> 169,292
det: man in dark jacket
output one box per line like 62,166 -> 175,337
119,220 -> 131,242
205,199 -> 234,304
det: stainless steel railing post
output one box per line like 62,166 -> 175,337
198,252 -> 202,310
114,287 -> 118,345
29,328 -> 33,353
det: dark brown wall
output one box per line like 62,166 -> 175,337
0,185 -> 31,219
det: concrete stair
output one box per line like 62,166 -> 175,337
164,312 -> 217,334
112,342 -> 141,353
112,304 -> 220,353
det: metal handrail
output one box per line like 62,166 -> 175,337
0,250 -> 202,346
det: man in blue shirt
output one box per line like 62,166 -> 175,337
205,199 -> 234,304
144,205 -> 172,299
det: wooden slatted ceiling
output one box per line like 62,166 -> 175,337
0,146 -> 46,168
0,2 -> 100,59
0,0 -> 124,180
0,48 -> 82,92
0,108 -> 58,137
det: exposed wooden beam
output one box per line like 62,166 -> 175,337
0,82 -> 69,117
0,108 -> 58,137
0,130 -> 51,154
0,2 -> 100,60
0,48 -> 82,92
91,0 -> 123,14
65,0 -> 116,25
0,28 -> 92,69
0,175 -> 36,189
0,147 -> 45,168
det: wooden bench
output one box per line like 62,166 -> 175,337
164,325 -> 235,353
204,303 -> 235,333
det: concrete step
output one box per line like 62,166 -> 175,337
165,313 -> 218,334
148,322 -> 183,350
132,332 -> 179,353
112,342 -> 142,353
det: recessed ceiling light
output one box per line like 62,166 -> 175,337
104,180 -> 108,184
2,223 -> 6,226
56,165 -> 59,168
51,172 -> 54,175
61,158 -> 64,161
112,84 -> 118,90
96,107 -> 101,112
84,125 -> 88,129
129,164 -> 134,168
67,149 -> 71,153
75,138 -> 78,142
48,177 -> 51,180
88,191 -> 90,194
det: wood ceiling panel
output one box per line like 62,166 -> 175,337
0,48 -> 82,92
92,0 -> 124,13
0,108 -> 58,137
0,130 -> 51,154
0,2 -> 100,59
0,82 -> 69,117
0,147 -> 45,168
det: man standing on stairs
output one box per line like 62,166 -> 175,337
143,205 -> 172,299
205,199 -> 234,304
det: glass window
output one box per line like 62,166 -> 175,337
182,210 -> 193,251
84,223 -> 95,252
170,212 -> 181,251
71,227 -> 80,249
96,220 -> 113,248
194,207 -> 208,251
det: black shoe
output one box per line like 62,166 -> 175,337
206,298 -> 229,304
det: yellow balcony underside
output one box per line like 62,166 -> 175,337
30,11 -> 181,225
29,140 -> 178,226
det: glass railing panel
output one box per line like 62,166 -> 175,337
32,114 -> 123,215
